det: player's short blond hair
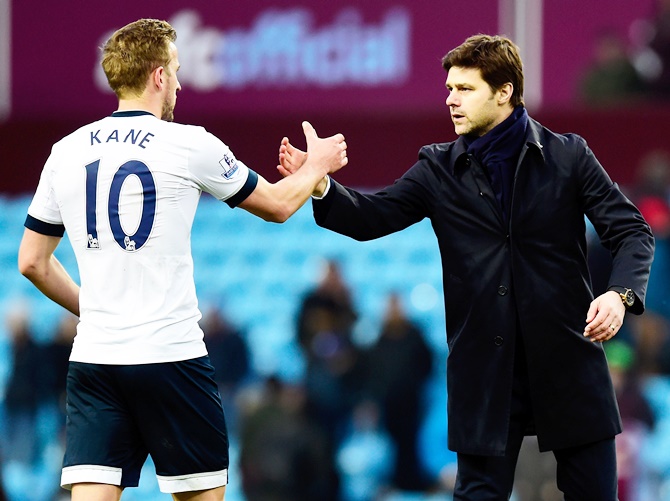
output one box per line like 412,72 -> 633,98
101,18 -> 177,99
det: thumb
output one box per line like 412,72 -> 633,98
585,298 -> 599,324
302,121 -> 318,143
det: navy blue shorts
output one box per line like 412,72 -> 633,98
60,356 -> 229,493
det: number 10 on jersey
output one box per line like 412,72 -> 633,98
85,159 -> 157,252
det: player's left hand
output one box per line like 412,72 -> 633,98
583,290 -> 626,342
277,136 -> 307,178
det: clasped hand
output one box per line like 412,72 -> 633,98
277,122 -> 345,195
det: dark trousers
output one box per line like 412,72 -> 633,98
453,436 -> 618,500
454,334 -> 618,500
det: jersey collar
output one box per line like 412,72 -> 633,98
111,110 -> 156,118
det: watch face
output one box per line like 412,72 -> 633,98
624,289 -> 635,307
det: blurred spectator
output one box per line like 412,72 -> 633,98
336,399 -> 395,501
29,314 -> 77,501
297,259 -> 358,350
637,193 -> 670,237
416,370 -> 460,497
632,0 -> 670,98
1,308 -> 41,465
238,376 -> 339,501
362,292 -> 434,492
201,305 -> 251,434
633,149 -> 670,204
296,259 -> 363,443
202,306 -> 250,390
578,29 -> 646,106
632,150 -> 670,320
40,314 -> 77,428
628,312 -> 670,376
606,340 -> 656,501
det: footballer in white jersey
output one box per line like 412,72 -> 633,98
18,18 -> 346,498
26,110 -> 258,365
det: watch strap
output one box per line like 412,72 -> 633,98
608,286 -> 634,308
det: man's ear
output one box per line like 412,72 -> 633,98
497,82 -> 513,105
151,66 -> 165,90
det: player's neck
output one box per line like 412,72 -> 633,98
116,96 -> 161,119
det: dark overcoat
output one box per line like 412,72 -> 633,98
312,118 -> 655,455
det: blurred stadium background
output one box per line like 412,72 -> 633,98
2,0 -> 670,500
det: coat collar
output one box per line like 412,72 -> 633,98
450,117 -> 546,175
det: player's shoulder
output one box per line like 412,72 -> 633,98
163,120 -> 207,134
55,116 -> 109,145
161,121 -> 219,145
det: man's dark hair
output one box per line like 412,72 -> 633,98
442,34 -> 525,107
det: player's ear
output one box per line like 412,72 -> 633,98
151,66 -> 164,90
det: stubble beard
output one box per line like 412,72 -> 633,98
161,98 -> 175,122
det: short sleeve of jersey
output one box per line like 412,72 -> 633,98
188,129 -> 258,207
26,149 -> 65,228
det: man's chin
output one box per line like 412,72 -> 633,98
454,125 -> 469,136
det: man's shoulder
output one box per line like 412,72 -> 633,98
420,139 -> 458,154
528,117 -> 587,149
418,138 -> 462,162
419,139 -> 459,157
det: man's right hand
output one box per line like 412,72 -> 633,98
278,122 -> 347,177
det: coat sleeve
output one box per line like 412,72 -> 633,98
575,136 -> 655,314
312,156 -> 437,241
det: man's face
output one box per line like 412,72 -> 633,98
445,66 -> 510,137
161,42 -> 181,122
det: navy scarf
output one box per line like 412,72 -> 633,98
464,105 -> 528,223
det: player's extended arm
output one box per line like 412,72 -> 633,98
18,228 -> 80,316
239,121 -> 346,222
277,136 -> 329,197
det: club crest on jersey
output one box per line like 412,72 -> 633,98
219,153 -> 239,179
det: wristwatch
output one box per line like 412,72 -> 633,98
609,286 -> 635,308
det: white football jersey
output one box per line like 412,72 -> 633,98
26,111 -> 258,364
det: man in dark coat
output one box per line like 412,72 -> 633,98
278,35 -> 655,500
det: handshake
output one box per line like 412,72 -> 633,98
276,121 -> 348,197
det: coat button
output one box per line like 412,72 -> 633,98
497,285 -> 508,296
464,157 -> 471,167
494,336 -> 504,346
